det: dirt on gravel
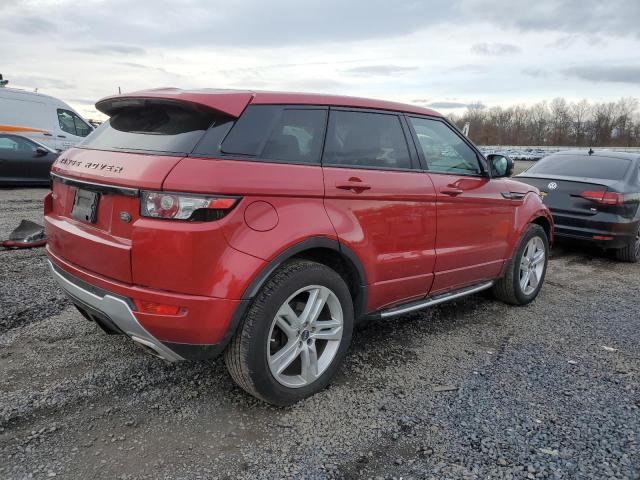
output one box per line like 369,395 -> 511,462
1,187 -> 638,480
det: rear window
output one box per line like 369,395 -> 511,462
220,105 -> 327,164
527,154 -> 631,180
79,103 -> 218,154
323,110 -> 412,170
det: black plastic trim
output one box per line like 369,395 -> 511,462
51,172 -> 139,197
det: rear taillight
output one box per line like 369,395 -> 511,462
140,191 -> 240,221
580,191 -> 624,206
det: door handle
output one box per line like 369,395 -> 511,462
336,179 -> 371,193
57,135 -> 66,138
440,188 -> 464,196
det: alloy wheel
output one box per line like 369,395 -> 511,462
267,285 -> 344,388
519,236 -> 546,295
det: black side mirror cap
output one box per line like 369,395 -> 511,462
487,153 -> 514,178
35,147 -> 49,157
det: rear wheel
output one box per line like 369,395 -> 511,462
492,224 -> 549,305
224,260 -> 353,405
614,224 -> 640,263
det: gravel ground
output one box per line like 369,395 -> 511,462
1,187 -> 638,480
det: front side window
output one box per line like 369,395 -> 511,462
221,106 -> 326,164
409,117 -> 481,175
57,109 -> 92,137
323,110 -> 411,170
0,135 -> 36,153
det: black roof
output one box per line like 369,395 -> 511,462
552,150 -> 640,161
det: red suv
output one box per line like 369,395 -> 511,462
45,89 -> 552,405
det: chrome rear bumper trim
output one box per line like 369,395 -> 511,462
48,260 -> 184,362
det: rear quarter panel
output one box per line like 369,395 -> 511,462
162,157 -> 338,272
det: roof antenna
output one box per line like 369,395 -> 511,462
118,86 -> 121,94
588,147 -> 594,155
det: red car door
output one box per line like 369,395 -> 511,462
322,109 -> 437,312
406,116 -> 513,294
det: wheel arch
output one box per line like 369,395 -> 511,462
217,237 -> 367,356
243,237 -> 367,317
531,215 -> 553,244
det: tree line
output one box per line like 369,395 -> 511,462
450,97 -> 640,147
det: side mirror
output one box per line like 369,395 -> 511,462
487,153 -> 514,178
35,147 -> 48,157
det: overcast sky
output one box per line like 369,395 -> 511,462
1,0 -> 638,120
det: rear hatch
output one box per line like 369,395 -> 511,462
46,96 -> 243,283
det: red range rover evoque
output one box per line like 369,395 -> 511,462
45,89 -> 553,405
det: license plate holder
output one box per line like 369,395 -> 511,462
71,189 -> 100,224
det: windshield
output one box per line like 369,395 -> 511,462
79,103 -> 219,155
526,154 -> 631,181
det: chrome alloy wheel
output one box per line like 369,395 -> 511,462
519,236 -> 546,295
267,285 -> 344,388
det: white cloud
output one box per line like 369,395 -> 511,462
0,0 -> 638,120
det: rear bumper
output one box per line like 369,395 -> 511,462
49,260 -> 185,361
48,250 -> 243,361
553,216 -> 638,249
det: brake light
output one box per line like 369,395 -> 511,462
140,191 -> 239,221
580,191 -> 623,206
133,299 -> 184,316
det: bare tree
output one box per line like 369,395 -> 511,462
451,97 -> 639,147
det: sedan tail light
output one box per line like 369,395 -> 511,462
140,191 -> 240,221
580,191 -> 624,206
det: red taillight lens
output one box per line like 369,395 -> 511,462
140,191 -> 240,221
133,299 -> 184,316
580,191 -> 623,206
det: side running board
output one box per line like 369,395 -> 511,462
371,281 -> 494,320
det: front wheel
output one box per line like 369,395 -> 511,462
224,260 -> 354,406
492,224 -> 549,305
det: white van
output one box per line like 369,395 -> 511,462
0,86 -> 93,151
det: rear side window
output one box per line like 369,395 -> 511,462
221,105 -> 326,164
527,154 -> 632,180
79,103 -> 217,154
323,110 -> 411,169
57,109 -> 92,137
408,117 -> 481,175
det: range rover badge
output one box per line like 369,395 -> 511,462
119,212 -> 132,223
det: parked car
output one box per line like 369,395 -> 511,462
0,86 -> 93,151
45,89 -> 552,405
0,133 -> 59,185
516,150 -> 640,262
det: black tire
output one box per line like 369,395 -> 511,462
492,224 -> 549,305
224,259 -> 354,406
614,224 -> 640,263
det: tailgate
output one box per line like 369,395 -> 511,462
47,149 -> 184,283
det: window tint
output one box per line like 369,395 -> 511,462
57,109 -> 92,137
526,154 -> 631,181
323,111 -> 411,169
409,117 -> 481,175
221,106 -> 326,164
79,103 -> 217,154
0,135 -> 36,152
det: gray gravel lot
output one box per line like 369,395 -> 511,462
1,186 -> 638,480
